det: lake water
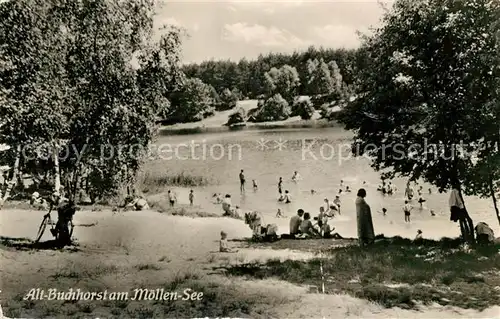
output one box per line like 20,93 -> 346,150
146,127 -> 499,240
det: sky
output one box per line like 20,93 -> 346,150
155,0 -> 391,64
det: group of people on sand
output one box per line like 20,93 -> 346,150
288,208 -> 344,239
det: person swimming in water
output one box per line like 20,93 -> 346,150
284,190 -> 292,203
276,208 -> 285,218
418,196 -> 426,208
291,171 -> 301,182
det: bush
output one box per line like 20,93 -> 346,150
218,88 -> 239,111
254,94 -> 291,122
292,97 -> 315,120
227,107 -> 246,126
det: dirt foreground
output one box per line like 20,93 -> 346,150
1,208 -> 499,318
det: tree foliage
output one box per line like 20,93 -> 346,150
263,65 -> 300,104
0,0 -> 185,202
227,107 -> 247,126
219,88 -> 239,111
254,94 -> 291,122
338,0 -> 500,225
167,78 -> 216,123
292,97 -> 315,120
181,46 -> 362,99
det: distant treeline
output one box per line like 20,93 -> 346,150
182,46 -> 368,98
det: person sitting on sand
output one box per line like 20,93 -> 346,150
252,179 -> 258,191
233,206 -> 242,219
222,194 -> 232,216
430,209 -> 436,216
338,189 -> 343,195
345,186 -> 351,193
125,196 -> 149,211
31,191 -> 49,210
415,229 -> 423,240
276,208 -> 285,218
475,222 -> 495,245
292,171 -> 301,182
283,190 -> 292,203
289,209 -> 304,235
311,189 -> 316,194
320,218 -> 344,239
220,231 -> 237,253
403,200 -> 413,222
317,207 -> 328,230
300,212 -> 319,237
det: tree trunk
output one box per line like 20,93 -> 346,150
488,175 -> 500,226
52,141 -> 61,194
458,187 -> 475,243
0,145 -> 22,208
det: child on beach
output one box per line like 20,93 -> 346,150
189,190 -> 194,206
252,180 -> 258,191
415,229 -> 423,240
220,231 -> 237,253
403,200 -> 413,222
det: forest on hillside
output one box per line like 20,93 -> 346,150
181,46 -> 368,99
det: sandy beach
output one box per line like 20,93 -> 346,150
1,207 -> 499,318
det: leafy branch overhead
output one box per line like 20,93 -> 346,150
0,0 -> 185,201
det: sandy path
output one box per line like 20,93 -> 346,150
1,208 -> 499,318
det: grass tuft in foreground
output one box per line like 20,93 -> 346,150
224,236 -> 500,310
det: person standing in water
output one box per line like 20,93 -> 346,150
403,200 -> 413,223
189,190 -> 194,206
278,177 -> 283,195
168,190 -> 175,207
239,170 -> 245,193
252,180 -> 258,191
333,195 -> 341,215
